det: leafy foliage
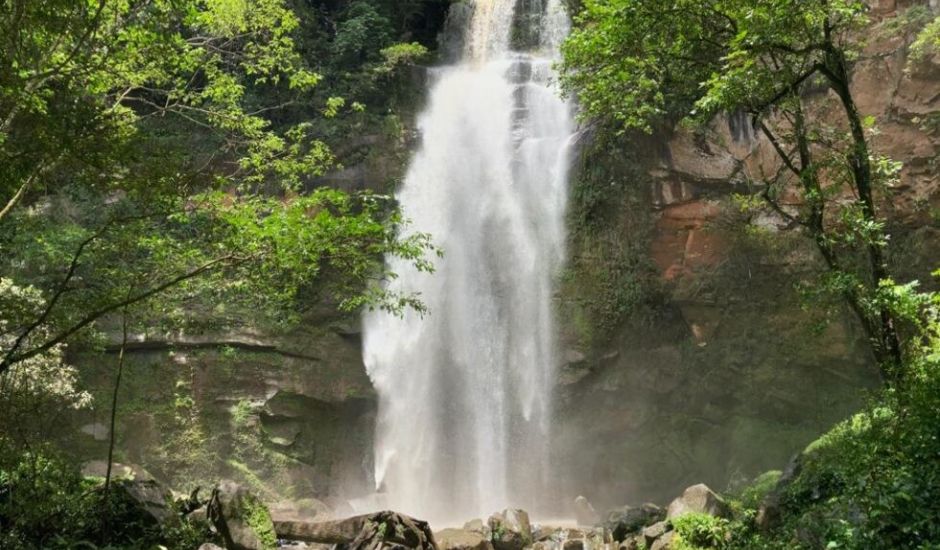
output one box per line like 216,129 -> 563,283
0,445 -> 214,549
909,11 -> 940,67
0,188 -> 437,373
561,0 -> 915,382
0,279 -> 92,447
0,1 -> 445,542
738,471 -> 782,511
560,130 -> 662,345
241,489 -> 277,550
0,0 -> 445,378
672,513 -> 734,550
721,278 -> 940,549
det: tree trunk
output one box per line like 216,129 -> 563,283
823,46 -> 904,382
103,306 -> 127,535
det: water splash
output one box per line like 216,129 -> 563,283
363,0 -> 574,524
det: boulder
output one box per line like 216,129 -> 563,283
604,503 -> 664,541
344,511 -> 437,550
642,521 -> 669,548
487,509 -> 532,550
276,515 -> 363,544
111,479 -> 173,525
574,496 -> 600,526
208,480 -> 277,550
463,519 -> 486,533
666,484 -> 731,520
188,506 -> 209,524
436,528 -> 493,550
275,511 -> 436,550
649,531 -> 675,550
198,545 -> 225,550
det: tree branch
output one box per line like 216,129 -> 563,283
0,254 -> 252,375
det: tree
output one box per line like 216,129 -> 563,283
0,0 -> 438,376
560,0 -> 914,384
0,189 -> 436,375
0,279 -> 92,446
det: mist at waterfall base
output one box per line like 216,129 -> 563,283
360,0 -> 575,525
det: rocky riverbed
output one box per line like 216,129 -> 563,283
106,462 -> 741,550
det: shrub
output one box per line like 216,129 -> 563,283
0,447 -> 91,549
671,513 -> 733,549
0,446 -> 213,549
739,471 -> 782,510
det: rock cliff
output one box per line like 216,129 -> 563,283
66,1 -> 940,514
553,2 -> 940,509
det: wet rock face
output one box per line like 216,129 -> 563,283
573,495 -> 599,527
510,0 -> 548,50
73,310 -> 378,501
488,509 -> 533,550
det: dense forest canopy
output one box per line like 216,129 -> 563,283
0,0 -> 451,376
0,1 -> 447,545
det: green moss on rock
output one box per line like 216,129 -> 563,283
242,492 -> 277,550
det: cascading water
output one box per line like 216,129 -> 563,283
362,0 -> 574,524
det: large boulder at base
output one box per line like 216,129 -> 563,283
436,528 -> 493,550
487,509 -> 532,550
573,496 -> 600,527
198,545 -> 225,550
341,511 -> 437,550
275,511 -> 436,550
604,503 -> 664,541
666,484 -> 731,520
275,516 -> 364,544
111,479 -> 173,525
208,480 -> 277,550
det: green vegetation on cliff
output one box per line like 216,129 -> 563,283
562,0 -> 913,381
561,1 -> 940,547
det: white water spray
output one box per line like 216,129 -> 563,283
363,0 -> 574,524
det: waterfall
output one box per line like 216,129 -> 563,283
362,0 -> 574,524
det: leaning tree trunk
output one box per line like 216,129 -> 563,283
822,42 -> 905,383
